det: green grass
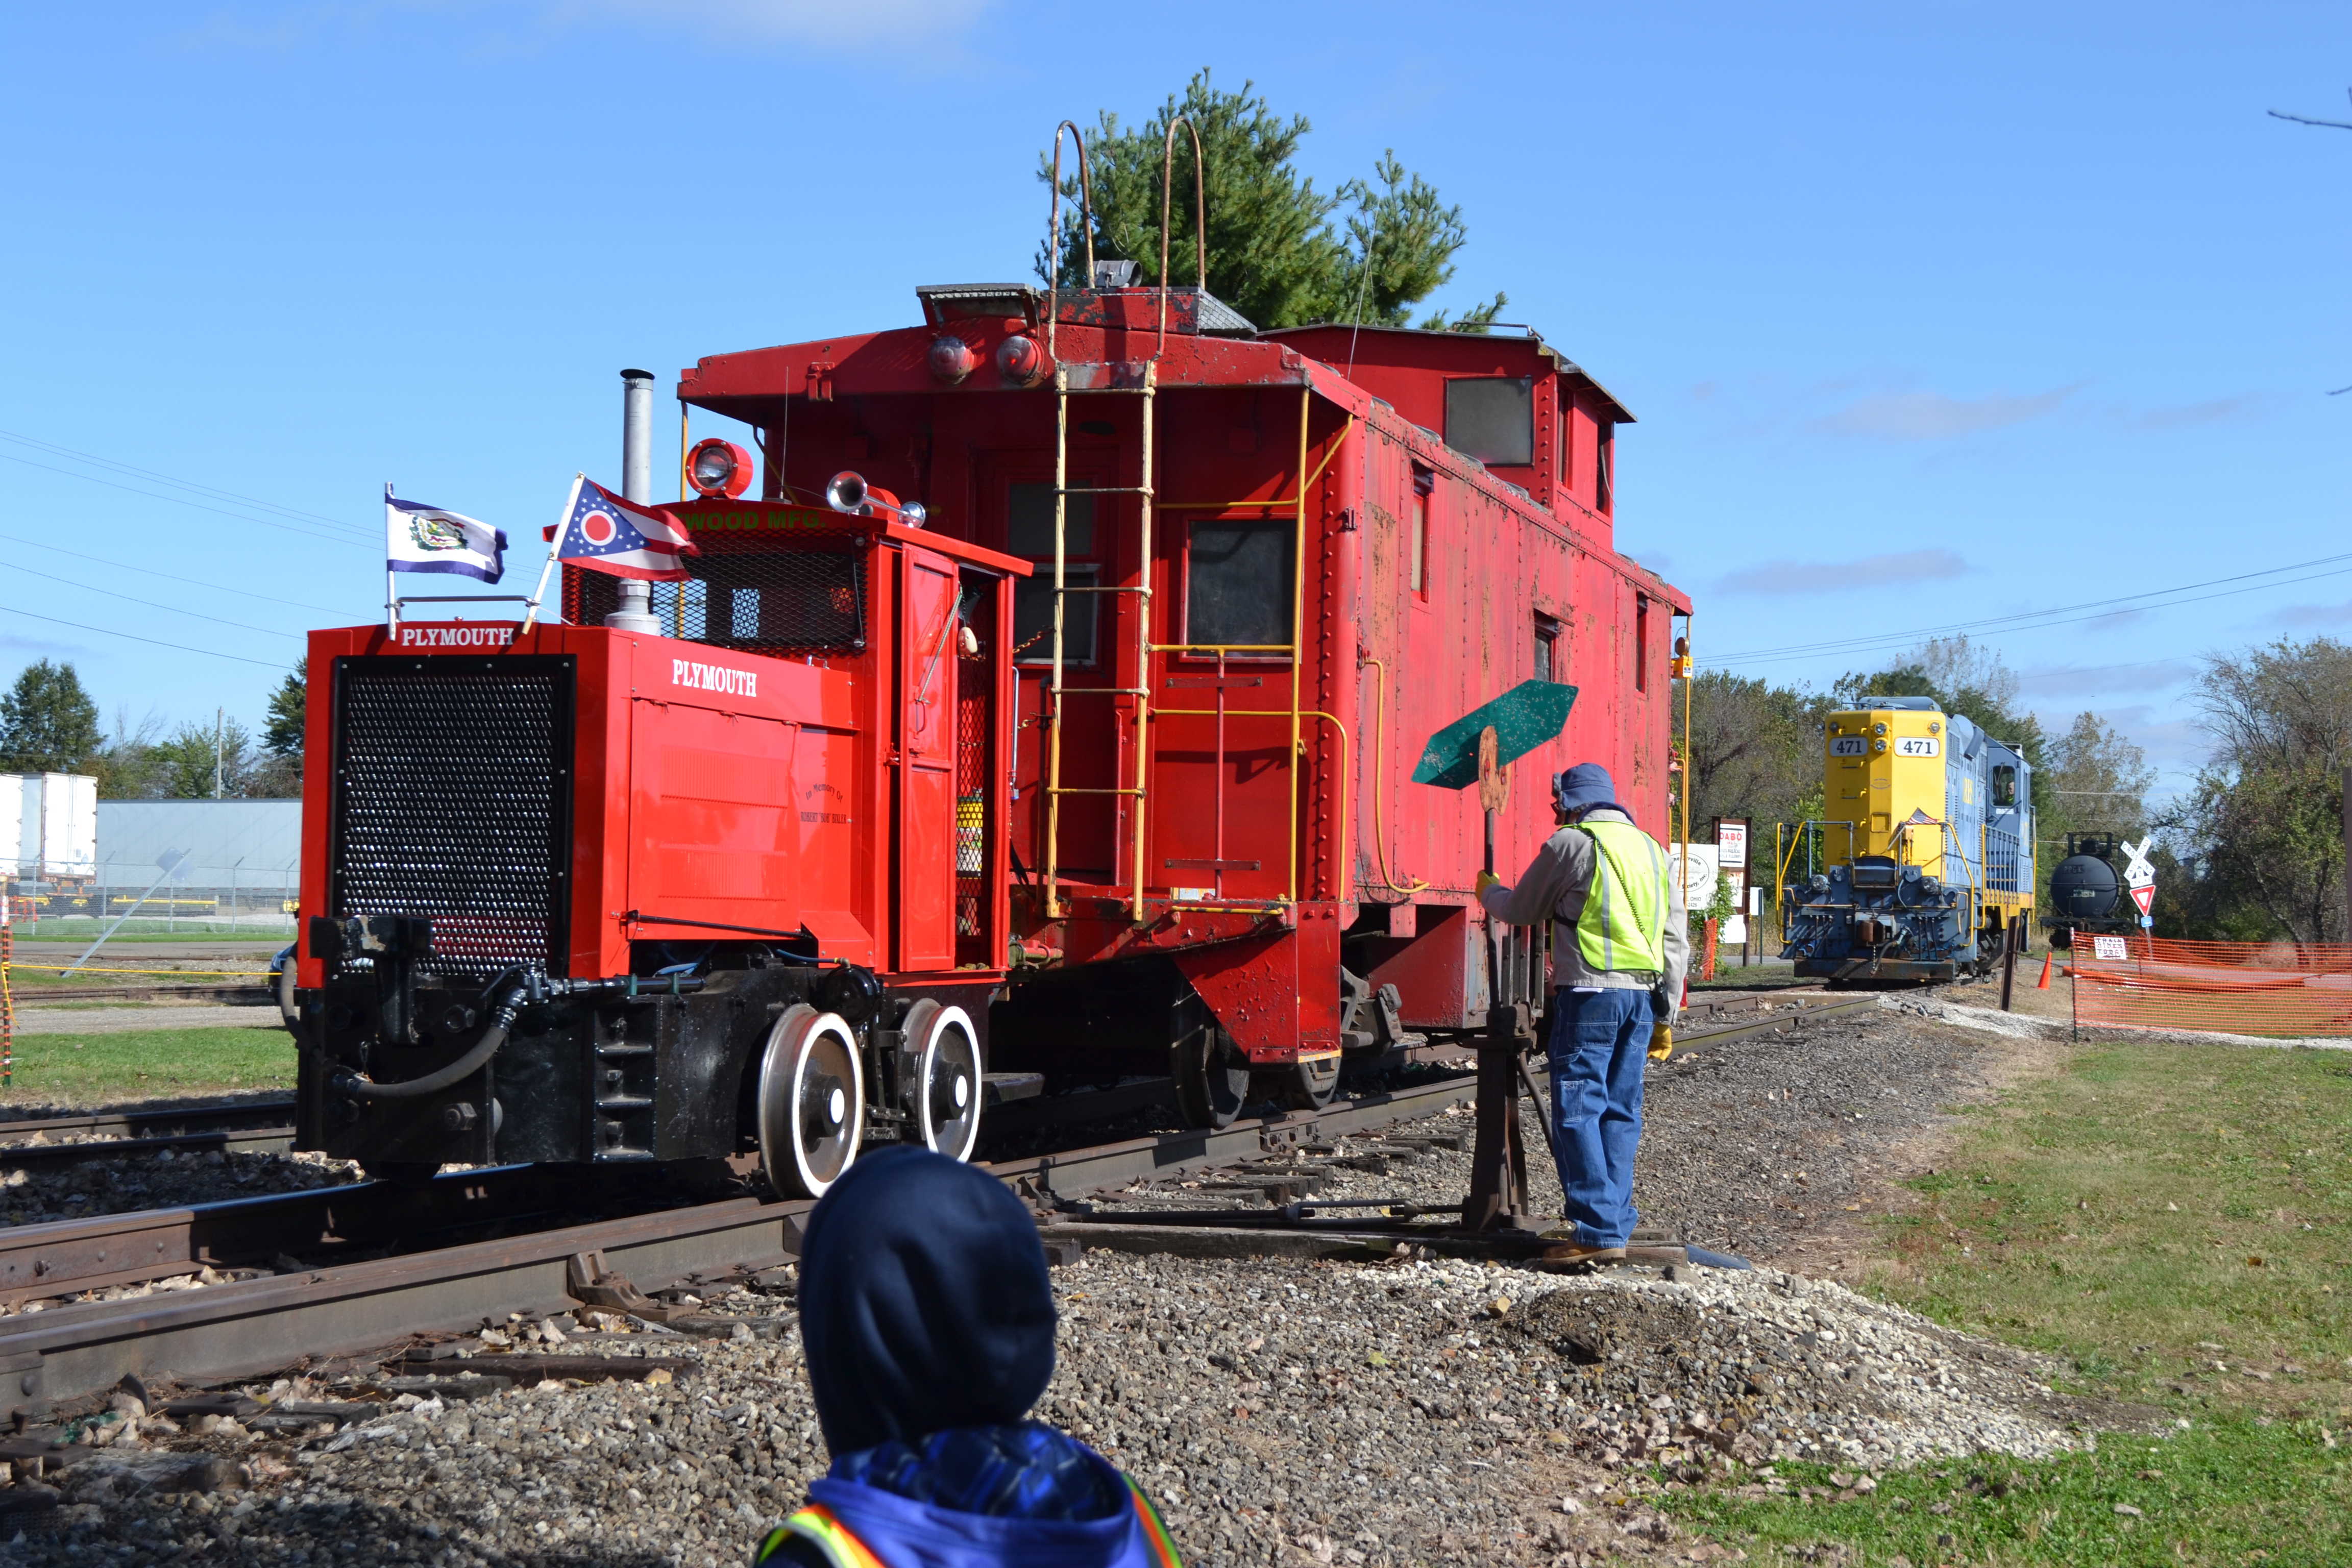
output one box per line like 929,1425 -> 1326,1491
0,1027 -> 296,1104
1669,1414 -> 2352,1566
1659,1039 -> 2352,1563
11,924 -> 294,942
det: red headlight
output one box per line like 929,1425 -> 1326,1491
688,438 -> 753,499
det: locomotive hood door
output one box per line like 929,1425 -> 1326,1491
896,545 -> 963,971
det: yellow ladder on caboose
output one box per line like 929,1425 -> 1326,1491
1040,358 -> 1158,923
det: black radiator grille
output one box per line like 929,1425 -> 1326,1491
330,656 -> 574,978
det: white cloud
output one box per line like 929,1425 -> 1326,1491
188,0 -> 991,49
2277,601 -> 2352,627
1718,549 -> 1966,596
2016,659 -> 2194,697
545,0 -> 990,43
1812,383 -> 2081,440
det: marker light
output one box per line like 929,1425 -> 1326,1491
688,438 -> 754,499
929,335 -> 978,384
996,334 -> 1047,388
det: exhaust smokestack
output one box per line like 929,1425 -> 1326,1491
607,369 -> 663,633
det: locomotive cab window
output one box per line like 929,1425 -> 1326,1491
1991,765 -> 2018,808
1007,481 -> 1097,665
1443,377 -> 1534,467
1185,520 -> 1295,654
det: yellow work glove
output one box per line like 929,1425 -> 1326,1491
1474,869 -> 1501,897
1647,1023 -> 1675,1061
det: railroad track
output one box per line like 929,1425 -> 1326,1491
0,1097 -> 300,1171
0,994 -> 1876,1415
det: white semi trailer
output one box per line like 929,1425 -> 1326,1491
0,773 -> 98,887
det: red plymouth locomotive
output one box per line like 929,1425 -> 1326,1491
291,166 -> 1689,1193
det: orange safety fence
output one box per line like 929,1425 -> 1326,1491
2068,933 -> 2352,1037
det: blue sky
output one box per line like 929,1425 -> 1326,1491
2,2 -> 2345,795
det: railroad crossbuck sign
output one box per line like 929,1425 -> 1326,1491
2120,837 -> 2157,922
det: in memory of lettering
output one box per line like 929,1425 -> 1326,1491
672,657 -> 757,697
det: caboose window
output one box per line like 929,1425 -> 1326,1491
1007,481 -> 1097,665
1443,377 -> 1534,467
1596,422 -> 1615,512
1186,521 -> 1294,653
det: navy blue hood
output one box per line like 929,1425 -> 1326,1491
798,1146 -> 1058,1455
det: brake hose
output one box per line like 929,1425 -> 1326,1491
331,980 -> 531,1101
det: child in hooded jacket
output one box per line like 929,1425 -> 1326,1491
752,1145 -> 1182,1568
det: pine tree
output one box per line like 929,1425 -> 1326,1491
0,660 -> 102,774
1043,71 -> 1503,332
263,659 -> 306,759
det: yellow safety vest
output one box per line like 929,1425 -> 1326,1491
1571,819 -> 1670,973
754,1477 -> 1183,1568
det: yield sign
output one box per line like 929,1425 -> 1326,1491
2130,884 -> 2155,916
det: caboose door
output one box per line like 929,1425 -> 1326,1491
896,544 -> 962,972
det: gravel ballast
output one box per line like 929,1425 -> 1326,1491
0,1000 -> 2148,1566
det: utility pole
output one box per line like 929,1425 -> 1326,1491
214,707 -> 224,800
2342,767 -> 2350,942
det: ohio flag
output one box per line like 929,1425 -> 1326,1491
546,476 -> 699,580
387,491 -> 506,582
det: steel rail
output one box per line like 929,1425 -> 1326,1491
0,995 -> 1875,1414
0,1106 -> 291,1148
0,1096 -> 298,1149
0,1125 -> 296,1173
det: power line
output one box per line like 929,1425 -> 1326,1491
1704,549 -> 2352,667
0,558 -> 301,641
0,530 -> 340,614
0,451 -> 371,549
0,604 -> 290,669
0,428 -> 370,534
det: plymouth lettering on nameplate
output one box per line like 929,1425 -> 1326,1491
672,658 -> 758,697
397,624 -> 518,649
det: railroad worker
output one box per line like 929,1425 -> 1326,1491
1475,762 -> 1689,1265
751,1146 -> 1183,1568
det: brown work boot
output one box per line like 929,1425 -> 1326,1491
1537,1241 -> 1627,1266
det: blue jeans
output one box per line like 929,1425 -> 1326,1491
1545,987 -> 1654,1247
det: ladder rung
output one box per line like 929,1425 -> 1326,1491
1047,786 -> 1147,797
1052,583 -> 1150,595
1059,485 -> 1153,496
1052,686 -> 1149,697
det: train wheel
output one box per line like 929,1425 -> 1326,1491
1172,1025 -> 1250,1130
902,999 -> 983,1163
1271,1055 -> 1340,1112
756,1005 -> 865,1198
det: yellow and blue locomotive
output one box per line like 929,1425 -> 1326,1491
1779,697 -> 2035,983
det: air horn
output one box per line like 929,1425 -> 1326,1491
824,471 -> 927,528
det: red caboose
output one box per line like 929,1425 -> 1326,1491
291,265 -> 1687,1188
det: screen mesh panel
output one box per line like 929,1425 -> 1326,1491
569,542 -> 868,653
330,657 -> 573,978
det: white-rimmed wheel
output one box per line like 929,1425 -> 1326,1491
901,999 -> 983,1162
756,1005 -> 866,1198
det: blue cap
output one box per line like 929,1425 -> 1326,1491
1552,763 -> 1626,818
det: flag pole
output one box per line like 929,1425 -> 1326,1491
384,482 -> 399,634
522,473 -> 582,633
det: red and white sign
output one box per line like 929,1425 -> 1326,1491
1716,818 -> 1749,871
2093,935 -> 2130,961
2130,884 -> 2155,916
